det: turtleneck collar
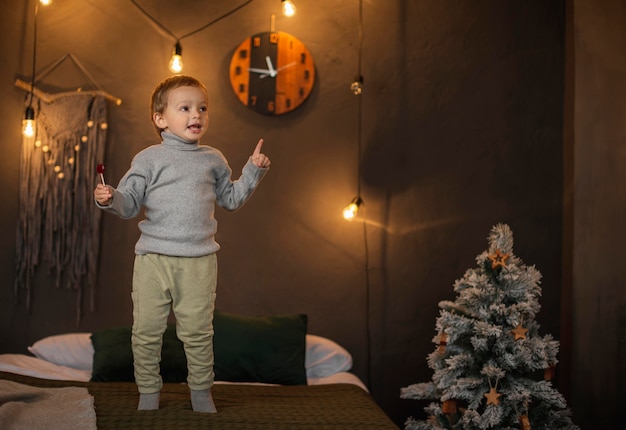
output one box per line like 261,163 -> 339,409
161,131 -> 199,150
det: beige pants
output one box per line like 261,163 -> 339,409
131,253 -> 217,393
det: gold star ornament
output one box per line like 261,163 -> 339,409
488,249 -> 510,269
484,387 -> 501,405
511,323 -> 528,340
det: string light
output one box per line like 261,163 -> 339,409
351,75 -> 364,95
169,41 -> 183,74
131,0 -> 254,73
343,197 -> 363,221
21,0 -> 54,137
22,106 -> 35,138
22,0 -> 46,137
281,0 -> 296,17
343,0 -> 364,220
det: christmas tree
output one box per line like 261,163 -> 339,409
401,224 -> 578,430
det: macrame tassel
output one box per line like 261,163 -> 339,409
15,94 -> 107,323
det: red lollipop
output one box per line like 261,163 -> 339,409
97,163 -> 106,185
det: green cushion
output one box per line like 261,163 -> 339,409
90,311 -> 307,385
213,311 -> 307,384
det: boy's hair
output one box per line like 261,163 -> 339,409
150,75 -> 208,137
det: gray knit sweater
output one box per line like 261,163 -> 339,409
99,131 -> 267,257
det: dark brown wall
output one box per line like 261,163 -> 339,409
569,1 -> 626,429
0,0 -> 575,426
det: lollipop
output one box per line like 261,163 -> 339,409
96,163 -> 106,185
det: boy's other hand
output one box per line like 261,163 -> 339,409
94,184 -> 113,205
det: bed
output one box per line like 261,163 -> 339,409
0,311 -> 399,429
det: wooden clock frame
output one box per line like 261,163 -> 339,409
229,31 -> 316,115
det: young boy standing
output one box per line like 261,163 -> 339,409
94,75 -> 270,413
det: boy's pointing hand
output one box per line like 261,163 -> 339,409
251,139 -> 270,168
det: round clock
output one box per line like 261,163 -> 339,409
229,31 -> 316,115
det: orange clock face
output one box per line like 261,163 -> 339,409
229,31 -> 315,115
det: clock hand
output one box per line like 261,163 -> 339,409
249,67 -> 273,74
265,56 -> 277,77
249,67 -> 275,78
248,61 -> 296,79
276,61 -> 297,72
248,68 -> 273,79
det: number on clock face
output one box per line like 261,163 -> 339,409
229,31 -> 316,115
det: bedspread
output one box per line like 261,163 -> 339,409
0,372 -> 399,429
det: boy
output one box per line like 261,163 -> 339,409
94,75 -> 269,412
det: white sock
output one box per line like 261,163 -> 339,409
138,392 -> 160,410
191,388 -> 217,413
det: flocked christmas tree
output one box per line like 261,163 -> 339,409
401,224 -> 578,430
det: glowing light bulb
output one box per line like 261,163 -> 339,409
40,0 -> 53,5
169,42 -> 183,74
343,204 -> 358,221
22,106 -> 35,138
342,197 -> 363,221
282,0 -> 296,17
351,76 -> 364,95
22,120 -> 35,138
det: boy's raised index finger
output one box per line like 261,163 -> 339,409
253,138 -> 264,155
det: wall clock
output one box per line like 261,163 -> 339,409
229,31 -> 316,115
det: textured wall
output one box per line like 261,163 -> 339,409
0,0 -> 566,425
570,1 -> 626,428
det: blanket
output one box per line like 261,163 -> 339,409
0,372 -> 400,429
0,380 -> 97,430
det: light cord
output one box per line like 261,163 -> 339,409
28,0 -> 39,107
130,0 -> 255,42
354,0 -> 371,391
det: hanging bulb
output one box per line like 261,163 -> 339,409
169,41 -> 183,74
343,197 -> 363,221
22,106 -> 36,138
282,0 -> 296,17
40,0 -> 53,5
351,75 -> 364,95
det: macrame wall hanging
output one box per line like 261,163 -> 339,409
15,53 -> 121,323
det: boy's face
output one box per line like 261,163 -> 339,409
153,85 -> 209,142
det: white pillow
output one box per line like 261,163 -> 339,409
28,333 -> 94,371
305,334 -> 352,378
0,354 -> 91,381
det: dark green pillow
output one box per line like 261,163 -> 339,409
90,311 -> 307,385
213,311 -> 307,385
90,326 -> 133,382
90,324 -> 187,383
